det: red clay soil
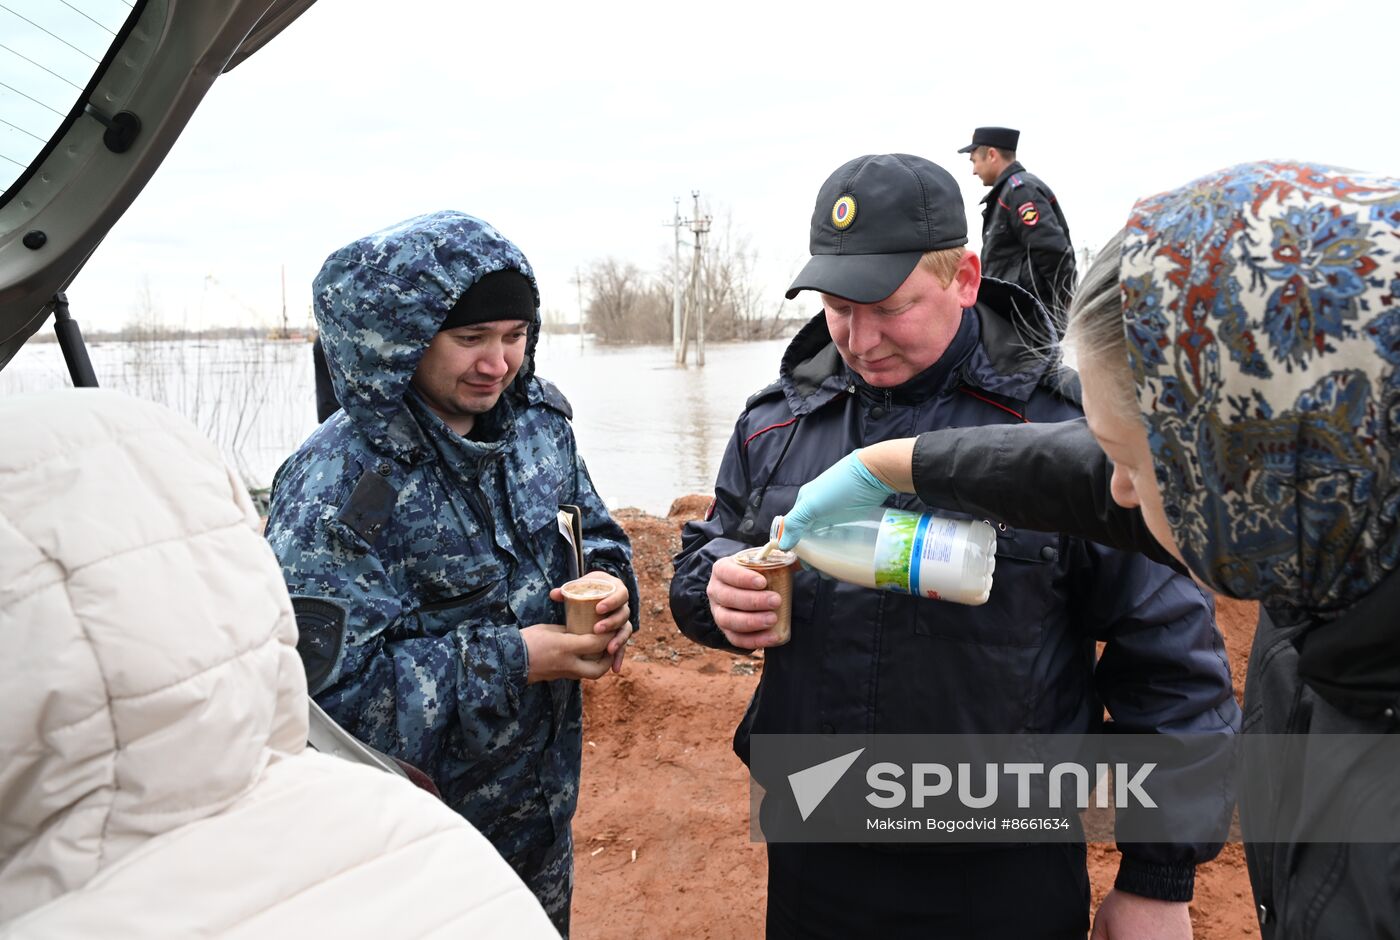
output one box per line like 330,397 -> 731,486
572,498 -> 1260,939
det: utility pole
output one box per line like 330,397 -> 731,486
574,266 -> 585,352
279,264 -> 289,339
676,190 -> 713,366
669,197 -> 682,359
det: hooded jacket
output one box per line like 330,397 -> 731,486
264,212 -> 637,925
0,390 -> 554,938
669,278 -> 1239,901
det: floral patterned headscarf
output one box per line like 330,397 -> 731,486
1121,161 -> 1400,613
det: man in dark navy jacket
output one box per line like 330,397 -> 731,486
960,126 -> 1077,324
669,154 -> 1239,939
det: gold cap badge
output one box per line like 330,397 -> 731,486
831,195 -> 857,231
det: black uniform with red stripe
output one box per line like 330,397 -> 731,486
668,278 -> 1238,934
980,161 -> 1076,323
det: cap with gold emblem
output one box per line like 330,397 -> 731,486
786,153 -> 967,303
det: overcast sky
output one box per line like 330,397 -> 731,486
23,0 -> 1400,331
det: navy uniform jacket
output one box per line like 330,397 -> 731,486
669,279 -> 1240,901
980,161 -> 1077,321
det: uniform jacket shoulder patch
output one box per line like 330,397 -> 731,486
290,596 -> 348,695
1018,201 -> 1040,226
337,466 -> 397,543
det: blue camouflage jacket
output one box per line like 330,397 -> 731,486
265,212 -> 637,859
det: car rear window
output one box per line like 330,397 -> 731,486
0,0 -> 146,201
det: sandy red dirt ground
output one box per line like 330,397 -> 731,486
572,498 -> 1260,939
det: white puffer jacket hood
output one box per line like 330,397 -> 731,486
0,390 -> 555,937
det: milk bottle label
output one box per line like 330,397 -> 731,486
872,509 -> 969,599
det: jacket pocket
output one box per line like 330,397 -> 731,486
417,582 -> 496,613
528,508 -> 580,593
912,525 -> 1059,648
994,525 -> 1062,566
407,577 -> 509,639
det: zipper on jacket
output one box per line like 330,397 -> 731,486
740,420 -> 802,539
476,454 -> 553,587
465,485 -> 495,538
417,581 -> 496,612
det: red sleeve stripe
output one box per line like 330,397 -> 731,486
958,387 -> 1029,423
743,417 -> 798,449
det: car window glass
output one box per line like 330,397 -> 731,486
0,0 -> 141,196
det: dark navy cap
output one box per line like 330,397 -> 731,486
785,154 -> 967,303
957,126 -> 1020,154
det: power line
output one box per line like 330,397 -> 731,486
0,78 -> 67,118
0,42 -> 87,92
0,150 -> 27,169
57,0 -> 116,35
0,4 -> 101,63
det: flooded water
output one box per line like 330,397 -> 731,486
0,331 -> 798,515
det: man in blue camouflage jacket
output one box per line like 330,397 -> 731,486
266,211 -> 639,935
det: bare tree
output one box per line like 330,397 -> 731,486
538,306 -> 573,335
584,258 -> 671,343
688,215 -> 790,342
583,210 -> 795,345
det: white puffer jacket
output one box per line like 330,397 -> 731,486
0,390 -> 556,938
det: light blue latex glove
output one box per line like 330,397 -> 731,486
777,450 -> 897,550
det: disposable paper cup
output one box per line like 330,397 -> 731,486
561,577 -> 614,661
733,547 -> 797,646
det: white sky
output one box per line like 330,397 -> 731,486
20,0 -> 1400,330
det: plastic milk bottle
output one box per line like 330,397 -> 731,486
771,508 -> 997,605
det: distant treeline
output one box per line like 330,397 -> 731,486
41,213 -> 809,348
26,325 -> 302,343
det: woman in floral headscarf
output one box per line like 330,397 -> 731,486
777,161 -> 1400,939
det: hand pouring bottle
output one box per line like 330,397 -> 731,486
771,508 -> 996,605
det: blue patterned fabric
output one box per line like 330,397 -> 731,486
265,211 -> 637,933
1121,162 -> 1400,612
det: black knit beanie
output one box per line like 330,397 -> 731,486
439,269 -> 536,331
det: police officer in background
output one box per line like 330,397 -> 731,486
959,126 -> 1077,325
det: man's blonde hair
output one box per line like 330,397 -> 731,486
918,247 -> 967,288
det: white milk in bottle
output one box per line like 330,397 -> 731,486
772,508 -> 997,605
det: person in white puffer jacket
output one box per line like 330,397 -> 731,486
0,389 -> 557,939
